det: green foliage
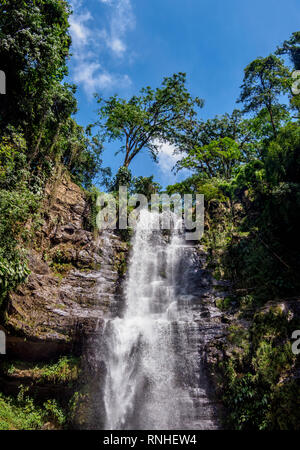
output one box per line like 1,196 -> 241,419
267,381 -> 300,430
164,40 -> 300,431
3,357 -> 80,385
63,120 -> 111,188
166,174 -> 202,196
0,387 -> 66,430
0,0 -> 71,141
215,296 -> 235,311
223,123 -> 300,300
0,1 -> 107,188
276,31 -> 300,70
35,357 -> 80,384
110,166 -> 133,191
220,308 -> 299,430
167,175 -> 227,205
222,368 -> 270,430
177,137 -> 242,179
175,110 -> 257,178
0,1 -> 111,310
0,133 -> 41,306
238,55 -> 291,137
43,399 -> 66,426
132,175 -> 161,200
94,72 -> 203,167
0,138 -> 18,181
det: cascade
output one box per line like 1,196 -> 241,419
101,210 -> 222,430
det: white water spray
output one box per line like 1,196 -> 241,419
102,210 -> 219,430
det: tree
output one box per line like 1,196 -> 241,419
276,32 -> 300,116
0,0 -> 72,143
175,111 -> 256,179
238,55 -> 291,137
177,137 -> 242,180
109,166 -> 132,192
60,119 -> 110,189
166,175 -> 202,196
132,176 -> 161,200
94,73 -> 203,167
276,31 -> 300,70
29,82 -> 78,164
0,0 -> 107,188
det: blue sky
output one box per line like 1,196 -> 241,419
68,0 -> 300,188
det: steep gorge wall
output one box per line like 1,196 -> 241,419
0,176 -> 246,429
0,175 -> 128,410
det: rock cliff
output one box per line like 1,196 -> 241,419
0,175 -> 128,413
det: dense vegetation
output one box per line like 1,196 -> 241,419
0,0 -> 109,307
0,1 -> 108,429
165,33 -> 300,429
0,0 -> 299,431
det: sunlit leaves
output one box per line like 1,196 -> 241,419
94,73 -> 203,167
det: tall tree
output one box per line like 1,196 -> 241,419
94,73 -> 203,167
0,0 -> 72,145
276,31 -> 300,70
177,136 -> 242,180
175,110 -> 256,179
238,55 -> 291,138
132,176 -> 161,200
276,32 -> 300,116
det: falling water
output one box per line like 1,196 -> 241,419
102,210 -> 221,430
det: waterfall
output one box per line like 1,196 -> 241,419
101,210 -> 221,430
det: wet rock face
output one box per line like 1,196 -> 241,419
93,219 -> 228,431
168,244 -> 228,429
5,175 -> 128,362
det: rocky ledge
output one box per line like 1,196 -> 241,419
3,174 -> 128,362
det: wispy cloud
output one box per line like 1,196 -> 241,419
157,142 -> 178,173
69,10 -> 92,49
69,0 -> 134,97
155,141 -> 190,184
103,0 -> 135,57
72,61 -> 131,95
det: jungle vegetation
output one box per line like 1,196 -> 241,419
0,0 -> 299,430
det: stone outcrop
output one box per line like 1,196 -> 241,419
3,175 -> 128,362
173,244 -> 229,429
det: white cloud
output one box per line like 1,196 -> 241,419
109,37 -> 126,55
157,141 -> 178,173
69,11 -> 92,49
155,140 -> 190,184
73,61 -> 131,95
69,0 -> 135,97
105,0 -> 135,57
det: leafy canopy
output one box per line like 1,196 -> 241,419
94,73 -> 203,167
175,110 -> 256,179
238,55 -> 291,137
